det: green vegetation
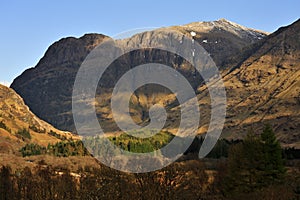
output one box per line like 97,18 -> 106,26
29,124 -> 46,133
16,128 -> 31,140
20,141 -> 89,157
83,130 -> 174,156
108,130 -> 174,153
48,130 -> 67,140
20,143 -> 46,157
185,136 -> 300,160
219,125 -> 286,196
5,125 -> 300,199
184,136 -> 242,158
206,139 -> 234,158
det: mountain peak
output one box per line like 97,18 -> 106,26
10,19 -> 300,148
217,18 -> 231,23
215,18 -> 245,28
79,33 -> 108,40
180,19 -> 268,41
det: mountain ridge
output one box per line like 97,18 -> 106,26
10,19 -> 300,147
180,18 -> 268,38
219,18 -> 300,147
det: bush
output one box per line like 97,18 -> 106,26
48,130 -> 67,140
16,128 -> 31,140
0,120 -> 11,133
29,124 -> 46,133
20,143 -> 46,157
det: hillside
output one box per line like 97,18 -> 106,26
126,19 -> 300,148
11,19 -> 267,132
221,19 -> 300,147
170,18 -> 268,67
0,84 -> 76,151
176,19 -> 300,148
11,34 -> 108,131
0,84 -> 100,171
9,18 -> 300,148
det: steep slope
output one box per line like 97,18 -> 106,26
11,34 -> 107,131
0,84 -> 101,172
0,84 -> 75,154
170,18 -> 267,67
226,19 -> 300,146
11,19 -> 266,132
193,19 -> 300,147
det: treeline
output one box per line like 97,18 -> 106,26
20,140 -> 89,157
109,131 -> 174,153
82,131 -> 174,157
2,125 -> 300,199
213,125 -> 300,199
0,120 -> 68,141
218,125 -> 286,196
19,128 -> 300,160
0,160 -> 211,200
185,133 -> 300,160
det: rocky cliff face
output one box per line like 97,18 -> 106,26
11,19 -> 266,133
11,34 -> 107,131
11,19 -> 300,147
171,18 -> 268,67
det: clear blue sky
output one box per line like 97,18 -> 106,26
0,0 -> 299,85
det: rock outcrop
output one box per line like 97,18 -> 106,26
11,19 -> 300,147
11,20 -> 266,132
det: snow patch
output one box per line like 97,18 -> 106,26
190,31 -> 196,37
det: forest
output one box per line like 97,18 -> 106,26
1,126 -> 300,199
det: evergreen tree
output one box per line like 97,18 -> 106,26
221,126 -> 286,195
260,124 -> 285,182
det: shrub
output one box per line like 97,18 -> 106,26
16,128 -> 31,140
0,120 -> 11,133
20,143 -> 46,157
29,125 -> 46,133
48,130 -> 67,140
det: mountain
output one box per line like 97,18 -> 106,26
172,18 -> 299,147
0,84 -> 75,155
11,19 -> 267,132
220,19 -> 300,147
170,19 -> 300,148
11,34 -> 107,131
10,19 -> 300,147
0,84 -> 101,172
170,18 -> 267,67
